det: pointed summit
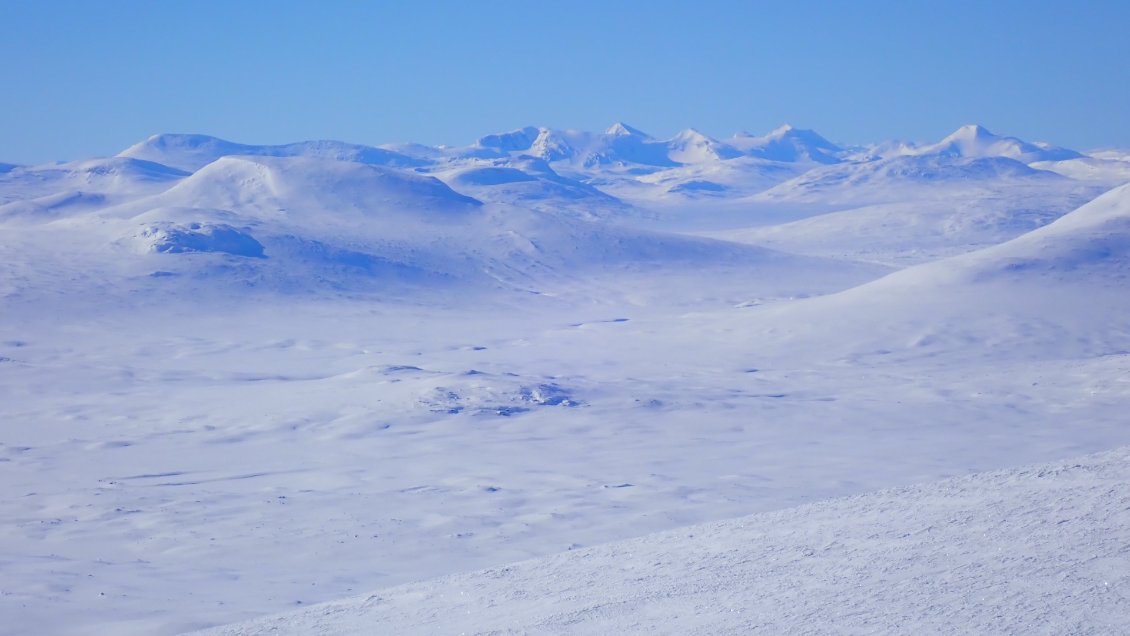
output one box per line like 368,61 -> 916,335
913,125 -> 1081,162
671,128 -> 711,142
667,129 -> 741,163
954,123 -> 992,137
729,125 -> 844,164
943,124 -> 998,144
605,122 -> 650,138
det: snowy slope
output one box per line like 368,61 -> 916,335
734,182 -> 1130,364
1031,155 -> 1130,185
712,181 -> 1102,266
434,155 -> 630,218
752,154 -> 1067,205
0,157 -> 189,206
192,446 -> 1130,635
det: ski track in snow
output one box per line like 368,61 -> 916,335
1,123 -> 1129,635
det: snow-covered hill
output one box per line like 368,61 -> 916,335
732,182 -> 1130,365
118,133 -> 426,172
0,157 -> 189,206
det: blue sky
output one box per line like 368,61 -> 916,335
2,0 -> 1128,164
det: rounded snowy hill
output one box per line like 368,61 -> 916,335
753,154 -> 1064,204
118,133 -> 426,173
1,154 -> 886,305
435,156 -> 629,218
0,156 -> 190,206
739,181 -> 1130,363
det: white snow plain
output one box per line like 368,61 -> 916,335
1,123 -> 1129,635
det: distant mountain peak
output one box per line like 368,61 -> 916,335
476,126 -> 540,152
915,125 -> 1081,162
605,122 -> 650,138
672,128 -> 710,141
946,124 -> 996,141
728,125 -> 844,164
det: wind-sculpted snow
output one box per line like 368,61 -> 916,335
191,446 -> 1130,636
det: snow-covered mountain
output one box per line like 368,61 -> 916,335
728,124 -> 846,164
752,154 -> 1067,206
906,124 -> 1082,162
118,133 -> 427,172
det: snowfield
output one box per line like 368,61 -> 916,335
1,123 -> 1128,635
192,445 -> 1130,635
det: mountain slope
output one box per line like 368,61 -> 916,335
741,182 -> 1130,363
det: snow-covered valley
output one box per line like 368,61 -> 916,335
2,123 -> 1129,634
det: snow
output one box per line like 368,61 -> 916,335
727,124 -> 845,164
906,124 -> 1082,163
191,445 -> 1130,635
118,134 -> 425,173
2,122 -> 1129,635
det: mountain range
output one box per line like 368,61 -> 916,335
3,121 -> 1130,635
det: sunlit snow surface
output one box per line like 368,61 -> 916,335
195,446 -> 1130,635
2,125 -> 1129,634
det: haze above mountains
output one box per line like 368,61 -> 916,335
3,120 -> 1129,635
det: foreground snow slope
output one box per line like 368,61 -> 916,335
194,445 -> 1130,635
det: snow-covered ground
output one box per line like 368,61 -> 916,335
2,123 -> 1128,635
193,445 -> 1130,635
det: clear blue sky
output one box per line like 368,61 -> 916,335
2,0 -> 1128,164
